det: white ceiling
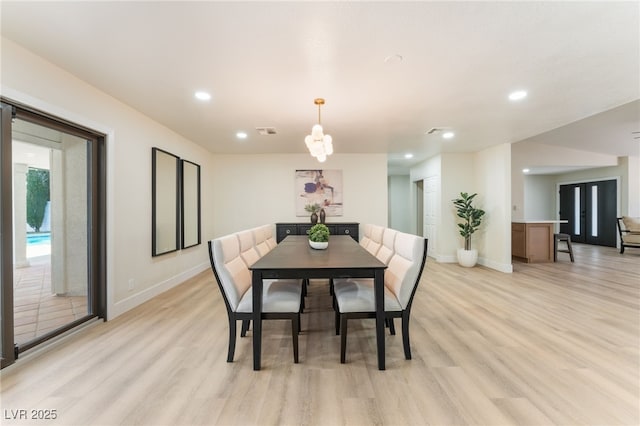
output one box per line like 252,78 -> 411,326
1,1 -> 639,174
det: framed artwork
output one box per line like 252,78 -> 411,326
152,147 -> 180,256
181,159 -> 201,249
295,169 -> 343,216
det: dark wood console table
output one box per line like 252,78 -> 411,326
276,222 -> 359,243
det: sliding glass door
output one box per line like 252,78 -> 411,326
1,100 -> 106,368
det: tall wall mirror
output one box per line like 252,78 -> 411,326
152,147 -> 180,256
181,159 -> 201,249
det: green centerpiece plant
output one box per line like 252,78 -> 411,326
308,223 -> 330,249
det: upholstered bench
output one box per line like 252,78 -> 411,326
208,225 -> 303,363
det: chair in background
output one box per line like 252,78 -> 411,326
359,223 -> 373,250
333,232 -> 428,363
208,234 -> 303,363
252,226 -> 272,256
617,217 -> 640,254
554,233 -> 574,262
262,224 -> 278,250
366,224 -> 384,256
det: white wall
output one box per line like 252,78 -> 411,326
474,144 -> 512,272
524,174 -> 557,220
209,154 -> 388,238
1,38 -> 390,319
440,153 -> 475,261
409,144 -> 513,273
2,38 -> 214,319
388,175 -> 411,233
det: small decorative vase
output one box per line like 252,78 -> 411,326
309,240 -> 328,250
310,212 -> 318,224
319,209 -> 326,224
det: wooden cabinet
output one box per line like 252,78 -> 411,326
511,222 -> 554,263
276,222 -> 359,243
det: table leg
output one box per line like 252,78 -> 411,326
252,271 -> 263,370
374,268 -> 385,370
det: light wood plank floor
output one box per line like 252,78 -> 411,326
2,244 -> 638,425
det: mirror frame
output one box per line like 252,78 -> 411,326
152,147 -> 180,256
181,159 -> 201,249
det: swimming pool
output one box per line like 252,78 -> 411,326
27,233 -> 51,245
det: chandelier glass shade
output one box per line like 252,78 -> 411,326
305,98 -> 333,162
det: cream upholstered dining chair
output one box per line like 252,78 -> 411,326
333,226 -> 397,334
333,232 -> 428,364
359,224 -> 373,250
261,224 -> 278,250
208,234 -> 303,363
252,226 -> 272,256
366,224 -> 384,256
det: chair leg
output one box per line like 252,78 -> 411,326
553,235 -> 558,262
401,312 -> 411,360
386,318 -> 396,335
566,238 -> 574,262
291,314 -> 299,364
340,315 -> 348,363
240,319 -> 250,337
335,310 -> 340,335
227,319 -> 237,362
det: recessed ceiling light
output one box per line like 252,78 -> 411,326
442,131 -> 455,139
194,91 -> 211,101
522,168 -> 530,173
508,90 -> 527,101
384,54 -> 403,64
404,153 -> 414,159
236,131 -> 248,139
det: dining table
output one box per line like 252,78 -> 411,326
249,235 -> 388,370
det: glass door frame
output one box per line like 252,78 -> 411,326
1,99 -> 106,368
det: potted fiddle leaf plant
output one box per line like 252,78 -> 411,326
453,192 -> 485,267
308,223 -> 330,250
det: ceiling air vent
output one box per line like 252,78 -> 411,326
256,127 -> 277,135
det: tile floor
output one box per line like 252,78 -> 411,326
13,255 -> 88,346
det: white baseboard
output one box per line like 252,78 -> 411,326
431,254 -> 513,273
478,257 -> 513,273
108,262 -> 210,320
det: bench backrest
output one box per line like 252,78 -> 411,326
385,232 -> 428,309
209,234 -> 251,312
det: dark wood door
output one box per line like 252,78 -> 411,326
559,180 -> 617,247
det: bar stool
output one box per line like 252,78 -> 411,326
554,233 -> 574,262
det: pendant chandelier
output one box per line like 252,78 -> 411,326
304,98 -> 333,162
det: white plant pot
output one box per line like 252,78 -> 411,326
309,240 -> 328,250
457,248 -> 478,267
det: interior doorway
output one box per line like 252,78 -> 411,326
415,180 -> 423,236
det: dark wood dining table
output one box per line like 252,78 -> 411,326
249,235 -> 388,370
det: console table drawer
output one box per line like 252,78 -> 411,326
276,223 -> 298,242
